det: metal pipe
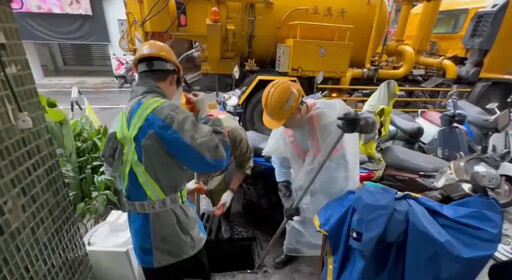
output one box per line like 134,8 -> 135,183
394,0 -> 413,42
346,68 -> 364,80
194,173 -> 200,217
365,0 -> 385,68
378,44 -> 416,79
411,0 -> 442,52
215,75 -> 220,98
317,85 -> 471,92
416,54 -> 458,79
178,48 -> 198,63
345,44 -> 415,80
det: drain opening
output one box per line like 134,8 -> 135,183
205,237 -> 256,273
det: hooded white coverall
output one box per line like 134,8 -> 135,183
263,98 -> 359,256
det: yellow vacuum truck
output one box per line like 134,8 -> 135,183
404,0 -> 512,109
121,0 -> 512,134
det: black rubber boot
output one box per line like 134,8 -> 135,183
273,254 -> 296,270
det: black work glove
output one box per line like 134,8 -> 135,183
338,111 -> 377,134
278,181 -> 300,219
284,206 -> 301,220
337,111 -> 361,133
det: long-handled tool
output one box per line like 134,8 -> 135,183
255,130 -> 346,269
194,173 -> 201,216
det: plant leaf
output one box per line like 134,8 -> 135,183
102,191 -> 119,205
76,202 -> 85,214
97,194 -> 107,207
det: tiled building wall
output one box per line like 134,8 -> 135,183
0,1 -> 92,279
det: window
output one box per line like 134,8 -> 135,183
433,9 -> 469,34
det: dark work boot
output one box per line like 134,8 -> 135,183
273,254 -> 296,270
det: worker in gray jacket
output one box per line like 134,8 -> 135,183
101,40 -> 230,280
196,110 -> 253,216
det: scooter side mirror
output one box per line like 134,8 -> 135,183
314,71 -> 324,85
232,65 -> 240,80
486,102 -> 500,114
314,71 -> 324,93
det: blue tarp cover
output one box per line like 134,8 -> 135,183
315,183 -> 502,280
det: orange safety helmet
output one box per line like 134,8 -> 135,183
261,80 -> 303,129
132,40 -> 183,78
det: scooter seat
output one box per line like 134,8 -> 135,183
457,101 -> 496,130
382,145 -> 449,173
247,131 -> 269,157
420,111 -> 468,132
391,110 -> 424,140
421,111 -> 442,127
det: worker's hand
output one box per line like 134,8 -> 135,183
215,190 -> 234,216
337,111 -> 361,134
185,180 -> 206,195
184,92 -> 208,119
277,181 -> 294,207
284,206 -> 301,220
277,181 -> 300,220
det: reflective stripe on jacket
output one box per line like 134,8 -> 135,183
101,81 -> 230,268
284,100 -> 342,160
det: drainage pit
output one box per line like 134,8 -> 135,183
205,237 -> 256,273
202,211 -> 258,273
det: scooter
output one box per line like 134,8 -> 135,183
385,92 -> 512,161
362,90 -> 512,207
418,101 -> 512,154
381,88 -> 469,158
114,56 -> 136,88
373,143 -> 512,207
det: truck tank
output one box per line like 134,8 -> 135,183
126,0 -> 388,75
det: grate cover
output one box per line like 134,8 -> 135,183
0,1 -> 92,279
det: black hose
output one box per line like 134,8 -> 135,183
165,0 -> 191,33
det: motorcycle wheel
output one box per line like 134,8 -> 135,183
488,176 -> 512,208
116,77 -> 126,89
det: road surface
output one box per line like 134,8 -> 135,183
39,87 -> 130,128
38,86 -> 218,128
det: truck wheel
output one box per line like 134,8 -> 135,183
243,89 -> 271,135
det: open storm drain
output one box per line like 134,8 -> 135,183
201,211 -> 257,273
206,237 -> 256,273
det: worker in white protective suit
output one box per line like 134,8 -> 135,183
261,80 -> 360,269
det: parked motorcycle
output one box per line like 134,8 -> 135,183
373,144 -> 512,207
369,108 -> 512,207
416,95 -> 512,157
114,56 -> 136,88
385,94 -> 511,161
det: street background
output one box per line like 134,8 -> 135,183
38,75 -> 218,128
